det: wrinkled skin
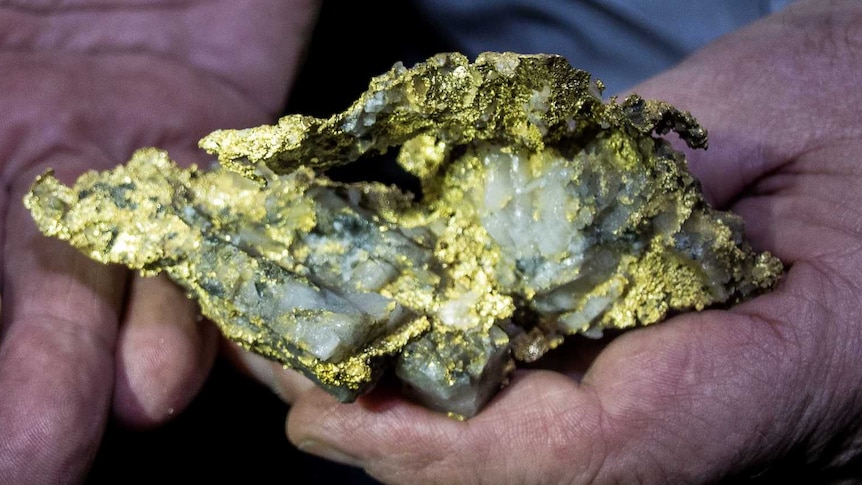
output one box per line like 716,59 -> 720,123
2,0 -> 862,483
0,1 -> 320,482
270,2 -> 862,483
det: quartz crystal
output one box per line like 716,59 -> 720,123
24,52 -> 783,418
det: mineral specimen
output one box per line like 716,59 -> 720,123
24,52 -> 782,418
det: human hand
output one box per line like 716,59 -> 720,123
273,1 -> 862,482
0,1 -> 319,481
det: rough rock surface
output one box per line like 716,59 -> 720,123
25,52 -> 782,417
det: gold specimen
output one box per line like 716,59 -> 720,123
25,52 -> 782,417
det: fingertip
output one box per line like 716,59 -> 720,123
285,387 -> 351,445
270,364 -> 316,404
286,388 -> 443,479
221,342 -> 317,405
285,385 -> 417,458
113,320 -> 218,427
113,275 -> 218,428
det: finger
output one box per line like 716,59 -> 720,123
286,369 -> 607,483
223,341 -> 316,405
285,290 -> 813,483
112,273 -> 218,428
0,169 -> 125,482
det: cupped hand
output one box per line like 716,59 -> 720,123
0,1 -> 319,481
276,1 -> 862,482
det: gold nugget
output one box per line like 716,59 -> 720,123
25,53 -> 782,417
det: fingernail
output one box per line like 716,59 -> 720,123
298,439 -> 363,468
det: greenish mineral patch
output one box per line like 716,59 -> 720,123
24,52 -> 782,417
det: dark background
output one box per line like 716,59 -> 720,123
86,3 -> 449,482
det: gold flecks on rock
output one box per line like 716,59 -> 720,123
24,52 -> 782,417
